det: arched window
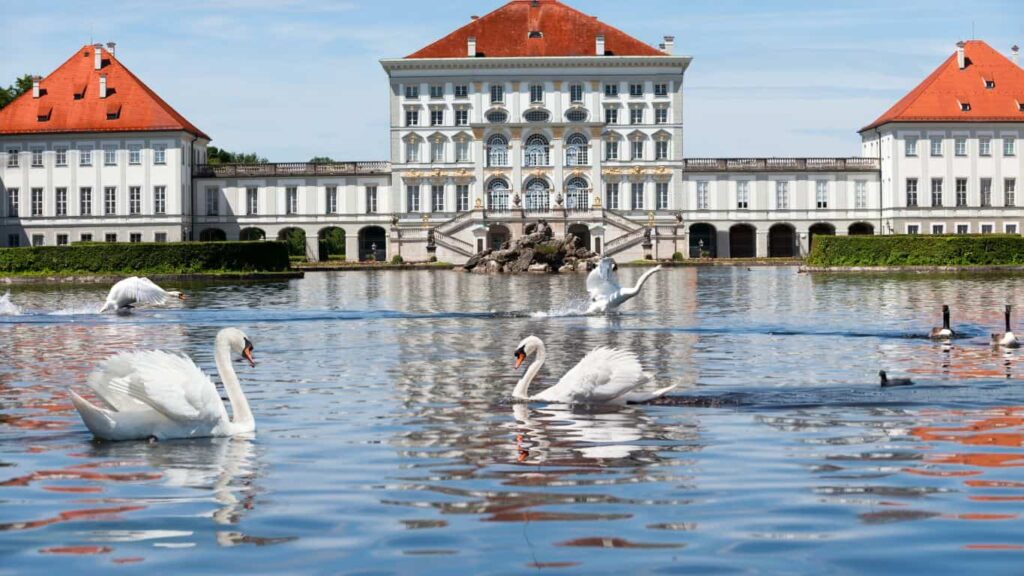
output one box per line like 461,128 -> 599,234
524,135 -> 550,167
566,133 -> 589,166
566,177 -> 589,211
488,179 -> 511,212
524,178 -> 550,212
487,134 -> 508,167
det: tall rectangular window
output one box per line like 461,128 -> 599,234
697,181 -> 710,210
31,147 -> 43,167
431,140 -> 445,163
980,137 -> 992,156
631,140 -> 644,160
906,178 -> 918,207
455,140 -> 470,162
490,84 -> 504,103
955,137 -> 967,156
656,182 -> 669,210
56,187 -> 67,216
429,85 -> 443,99
630,107 -> 644,125
6,188 -> 18,217
79,187 -> 91,216
530,84 -> 544,103
454,109 -> 468,126
454,84 -> 468,98
431,185 -> 445,212
104,186 -> 117,215
776,181 -> 789,209
406,185 -> 421,212
655,140 -> 669,160
366,186 -> 378,214
931,178 -> 943,207
55,146 -> 68,166
104,146 -> 117,166
286,187 -> 298,214
905,137 -> 918,157
606,182 -> 620,209
655,107 -> 668,124
405,110 -> 419,127
153,145 -> 166,165
1007,178 -> 1017,207
406,141 -> 420,163
815,181 -> 828,209
430,109 -> 444,126
129,186 -> 141,215
930,137 -> 942,157
246,187 -> 258,215
604,83 -> 619,97
456,184 -> 469,212
631,182 -> 644,210
855,181 -> 867,209
6,148 -> 18,168
154,186 -> 166,214
129,145 -> 141,165
654,83 -> 669,97
737,181 -> 749,209
79,147 -> 92,166
206,187 -> 219,215
569,83 -> 584,103
981,178 -> 992,207
326,186 -> 338,214
404,85 -> 419,99
31,188 -> 43,216
605,140 -> 619,161
629,83 -> 643,97
605,108 -> 618,124
1005,136 -> 1017,156
955,178 -> 968,207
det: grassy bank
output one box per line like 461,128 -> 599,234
0,241 -> 291,276
806,234 -> 1024,268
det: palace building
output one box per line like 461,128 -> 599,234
1,0 -> 1022,263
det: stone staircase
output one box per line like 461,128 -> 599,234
601,210 -> 649,257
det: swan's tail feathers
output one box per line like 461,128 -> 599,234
69,389 -> 118,438
622,380 -> 678,404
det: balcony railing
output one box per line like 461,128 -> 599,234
195,161 -> 390,178
684,157 -> 880,173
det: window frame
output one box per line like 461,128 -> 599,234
55,187 -> 67,216
104,186 -> 117,215
128,186 -> 141,215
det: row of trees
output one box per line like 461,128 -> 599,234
0,74 -> 33,110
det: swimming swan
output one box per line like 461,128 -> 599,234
0,290 -> 20,315
992,305 -> 1020,348
512,335 -> 676,405
69,328 -> 256,441
586,258 -> 662,314
100,277 -> 186,314
929,305 -> 955,340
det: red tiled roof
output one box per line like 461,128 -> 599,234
407,0 -> 666,59
863,41 -> 1024,131
0,45 -> 209,139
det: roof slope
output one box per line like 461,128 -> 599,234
0,45 -> 209,139
863,41 -> 1024,131
407,0 -> 665,59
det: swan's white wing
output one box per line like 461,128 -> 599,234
92,350 -> 225,423
586,260 -> 620,300
109,277 -> 169,307
538,347 -> 647,404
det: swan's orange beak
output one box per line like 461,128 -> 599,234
242,345 -> 255,368
514,351 -> 526,369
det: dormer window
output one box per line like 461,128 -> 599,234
1018,100 -> 1024,112
73,83 -> 87,100
528,31 -> 543,39
106,103 -> 121,120
984,78 -> 995,89
36,106 -> 52,122
959,101 -> 971,112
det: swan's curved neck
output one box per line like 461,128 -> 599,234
215,338 -> 253,426
513,341 -> 546,400
1006,308 -> 1013,332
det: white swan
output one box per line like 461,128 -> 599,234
586,258 -> 662,314
0,290 -> 21,315
100,277 -> 185,314
992,305 -> 1020,348
512,335 -> 676,405
69,328 -> 256,441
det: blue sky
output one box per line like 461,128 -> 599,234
3,0 -> 1022,161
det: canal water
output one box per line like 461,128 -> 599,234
2,268 -> 1024,574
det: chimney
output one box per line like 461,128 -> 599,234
99,74 -> 107,99
663,36 -> 675,55
31,76 -> 41,99
596,34 -> 605,56
93,43 -> 104,70
1013,45 -> 1020,67
106,42 -> 116,57
467,36 -> 477,57
956,40 -> 966,69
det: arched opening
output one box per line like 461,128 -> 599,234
524,178 -> 550,212
769,223 -> 797,258
239,227 -> 266,242
689,223 -> 717,258
487,178 -> 510,212
808,223 -> 836,252
486,134 -> 509,167
319,227 -> 346,261
487,224 -> 511,251
278,227 -> 307,258
567,223 -> 591,252
729,224 -> 756,258
199,228 -> 227,242
359,226 -> 387,261
524,134 -> 550,167
566,133 -> 589,166
849,222 -> 875,236
565,177 -> 590,212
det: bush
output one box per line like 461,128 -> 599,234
806,234 -> 1024,267
391,255 -> 404,265
0,241 -> 290,274
672,252 -> 684,261
319,228 -> 346,260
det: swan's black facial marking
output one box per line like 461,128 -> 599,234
242,338 -> 256,367
514,346 -> 527,369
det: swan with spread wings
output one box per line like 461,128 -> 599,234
586,258 -> 662,314
100,277 -> 186,314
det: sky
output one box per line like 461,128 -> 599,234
3,0 -> 1022,161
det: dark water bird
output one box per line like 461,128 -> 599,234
929,305 -> 955,340
879,370 -> 913,387
991,305 -> 1020,348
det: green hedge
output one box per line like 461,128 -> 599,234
0,241 -> 290,274
806,234 -> 1024,267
